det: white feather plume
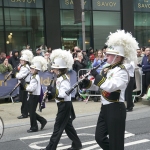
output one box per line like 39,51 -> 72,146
50,49 -> 74,69
21,49 -> 34,63
105,30 -> 139,62
31,56 -> 48,72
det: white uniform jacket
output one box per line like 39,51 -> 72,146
26,74 -> 41,95
54,74 -> 71,103
16,64 -> 30,82
87,63 -> 129,105
124,61 -> 135,77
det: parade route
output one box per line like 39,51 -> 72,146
1,101 -> 150,150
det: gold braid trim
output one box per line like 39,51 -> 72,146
97,77 -> 106,87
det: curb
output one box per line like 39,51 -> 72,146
142,99 -> 150,105
4,113 -> 99,129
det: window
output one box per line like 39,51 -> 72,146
93,11 -> 120,49
134,12 -> 150,47
4,8 -> 44,52
60,10 -> 92,50
0,8 -> 4,52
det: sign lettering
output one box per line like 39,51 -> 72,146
134,0 -> 150,12
4,0 -> 42,8
93,0 -> 120,11
60,0 -> 91,10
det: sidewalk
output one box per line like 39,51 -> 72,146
0,101 -> 101,128
0,100 -> 146,128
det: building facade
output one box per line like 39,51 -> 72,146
0,0 -> 149,54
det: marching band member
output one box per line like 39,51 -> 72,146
79,30 -> 139,150
20,56 -> 47,133
124,61 -> 136,112
16,50 -> 33,119
42,49 -> 82,150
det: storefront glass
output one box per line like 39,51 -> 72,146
4,8 -> 44,52
0,7 -> 4,52
0,0 -> 44,53
93,11 -> 120,49
60,10 -> 91,50
134,0 -> 150,47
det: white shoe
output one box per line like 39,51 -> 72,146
141,94 -> 147,99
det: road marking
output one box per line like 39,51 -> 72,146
125,139 -> 150,146
20,125 -> 150,149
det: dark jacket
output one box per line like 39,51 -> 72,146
141,55 -> 150,72
8,50 -> 20,69
73,59 -> 87,77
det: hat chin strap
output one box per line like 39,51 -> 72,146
110,55 -> 117,65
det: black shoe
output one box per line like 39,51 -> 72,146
126,108 -> 133,112
27,129 -> 38,133
17,115 -> 28,119
41,120 -> 47,130
67,146 -> 82,150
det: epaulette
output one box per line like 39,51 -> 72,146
32,74 -> 36,78
119,64 -> 125,69
62,74 -> 67,80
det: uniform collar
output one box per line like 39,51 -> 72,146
109,61 -> 122,69
57,73 -> 65,78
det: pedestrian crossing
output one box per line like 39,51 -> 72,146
20,125 -> 150,150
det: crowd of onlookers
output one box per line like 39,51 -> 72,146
0,45 -> 150,102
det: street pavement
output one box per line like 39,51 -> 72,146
0,100 -> 150,150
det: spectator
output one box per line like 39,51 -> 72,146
82,50 -> 90,69
6,51 -> 12,59
47,47 -> 52,53
141,47 -> 150,98
8,50 -> 20,68
88,47 -> 95,64
72,46 -> 80,58
44,52 -> 51,71
137,49 -> 143,66
92,50 -> 106,74
141,47 -> 146,56
0,52 -> 6,64
102,45 -> 108,59
36,48 -> 42,56
73,52 -> 87,77
0,58 -> 13,73
26,44 -> 32,51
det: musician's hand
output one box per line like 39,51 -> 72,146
47,85 -> 52,92
79,78 -> 91,89
101,68 -> 109,77
90,69 -> 98,78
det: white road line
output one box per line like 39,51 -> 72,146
76,125 -> 96,130
82,145 -> 101,150
57,140 -> 97,150
125,139 -> 150,147
125,133 -> 135,138
20,125 -> 96,140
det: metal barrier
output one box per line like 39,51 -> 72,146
132,67 -> 143,102
77,68 -> 143,103
77,69 -> 101,102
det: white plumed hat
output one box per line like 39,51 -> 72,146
105,30 -> 139,62
21,49 -> 33,63
30,56 -> 48,71
50,49 -> 74,69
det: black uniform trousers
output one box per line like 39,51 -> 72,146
46,101 -> 82,150
95,102 -> 126,150
125,77 -> 135,109
142,71 -> 150,95
19,89 -> 28,116
28,95 -> 46,131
